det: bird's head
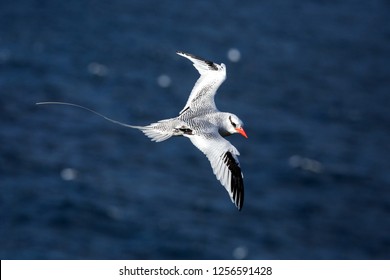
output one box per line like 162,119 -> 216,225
226,114 -> 248,138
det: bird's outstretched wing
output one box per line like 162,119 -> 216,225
188,131 -> 244,210
177,51 -> 226,116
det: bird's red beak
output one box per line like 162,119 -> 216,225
236,127 -> 248,138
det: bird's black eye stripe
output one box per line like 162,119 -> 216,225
229,116 -> 237,127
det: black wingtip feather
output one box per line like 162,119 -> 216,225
176,51 -> 219,71
223,152 -> 244,210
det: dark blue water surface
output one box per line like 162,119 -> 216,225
1,0 -> 390,259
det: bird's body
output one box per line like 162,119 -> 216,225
37,51 -> 247,210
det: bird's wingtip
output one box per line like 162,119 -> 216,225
176,50 -> 186,56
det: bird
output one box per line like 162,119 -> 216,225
37,51 -> 248,210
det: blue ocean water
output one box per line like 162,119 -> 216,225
1,0 -> 389,259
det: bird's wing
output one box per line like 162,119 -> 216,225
187,130 -> 244,210
177,51 -> 226,115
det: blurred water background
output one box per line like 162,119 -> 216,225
1,0 -> 389,259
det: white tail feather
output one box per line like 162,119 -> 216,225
36,102 -> 174,142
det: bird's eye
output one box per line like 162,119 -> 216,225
229,116 -> 237,127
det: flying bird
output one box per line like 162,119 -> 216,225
37,51 -> 247,210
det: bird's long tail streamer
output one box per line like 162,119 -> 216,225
36,102 -> 137,128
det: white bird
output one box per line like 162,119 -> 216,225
37,51 -> 248,210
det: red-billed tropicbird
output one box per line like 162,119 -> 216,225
37,51 -> 248,210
